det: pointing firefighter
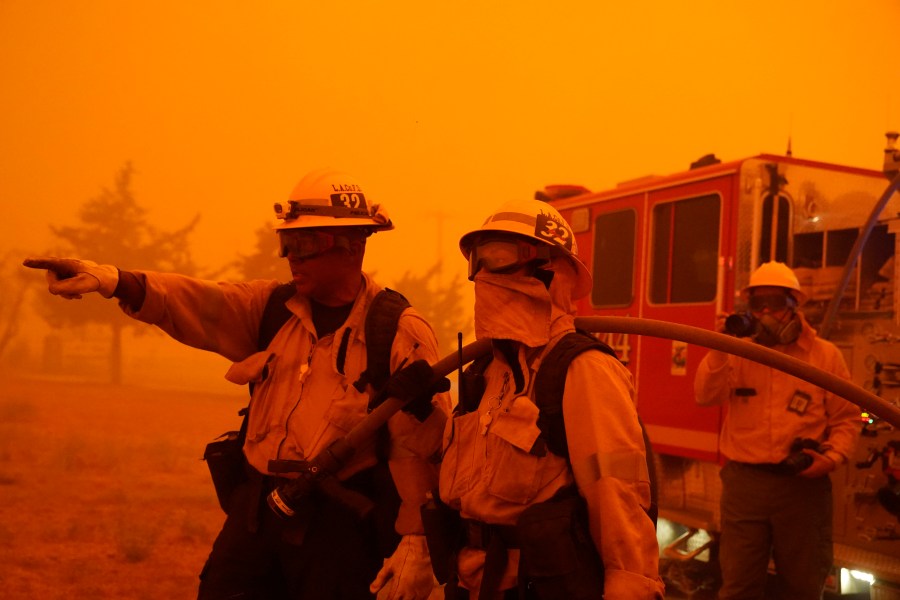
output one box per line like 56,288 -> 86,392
695,261 -> 861,600
24,168 -> 450,600
421,199 -> 664,599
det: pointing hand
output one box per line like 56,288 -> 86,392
23,256 -> 119,300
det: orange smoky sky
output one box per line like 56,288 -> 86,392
2,0 -> 899,285
4,3 -> 900,590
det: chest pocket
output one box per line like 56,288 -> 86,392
486,396 -> 567,504
292,345 -> 366,455
439,407 -> 554,507
321,379 -> 368,433
439,411 -> 482,503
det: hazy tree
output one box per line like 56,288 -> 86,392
391,263 -> 472,354
36,162 -> 200,384
0,250 -> 37,363
225,223 -> 288,281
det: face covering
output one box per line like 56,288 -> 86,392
754,312 -> 801,347
474,272 -> 552,347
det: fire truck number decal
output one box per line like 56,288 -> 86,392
598,332 -> 631,364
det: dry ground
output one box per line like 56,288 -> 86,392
0,375 -> 246,599
0,373 -> 716,599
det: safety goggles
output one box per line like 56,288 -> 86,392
467,237 -> 551,280
748,292 -> 795,313
278,229 -> 351,259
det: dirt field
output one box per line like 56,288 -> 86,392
0,375 -> 246,599
0,373 -> 707,599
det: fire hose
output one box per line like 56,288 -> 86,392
267,316 -> 900,520
576,316 -> 900,428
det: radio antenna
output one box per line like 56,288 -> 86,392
786,112 -> 793,157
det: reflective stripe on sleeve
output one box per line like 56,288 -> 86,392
572,450 -> 649,484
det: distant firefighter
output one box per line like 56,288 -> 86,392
695,261 -> 860,600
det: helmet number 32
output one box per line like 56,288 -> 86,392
536,213 -> 573,251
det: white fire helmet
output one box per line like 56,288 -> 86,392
459,198 -> 593,299
273,168 -> 394,232
743,261 -> 807,304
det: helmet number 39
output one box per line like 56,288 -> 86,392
330,193 -> 366,209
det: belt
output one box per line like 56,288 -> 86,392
462,519 -> 520,549
461,519 -> 521,600
729,460 -> 791,475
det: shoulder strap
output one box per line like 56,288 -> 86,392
246,284 -> 411,407
237,282 -> 297,428
254,284 -> 411,393
353,288 -> 411,396
244,282 -> 296,401
534,330 -> 658,525
258,282 -> 297,351
534,331 -> 616,459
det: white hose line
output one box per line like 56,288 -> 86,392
574,316 -> 900,428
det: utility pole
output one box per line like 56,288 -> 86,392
423,209 -> 450,277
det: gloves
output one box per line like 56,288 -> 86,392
23,257 -> 119,300
385,359 -> 451,422
369,534 -> 436,600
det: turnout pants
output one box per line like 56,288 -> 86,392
718,461 -> 833,600
197,472 -> 382,600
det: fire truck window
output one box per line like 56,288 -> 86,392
826,228 -> 859,267
862,225 -> 894,276
650,203 -> 672,303
759,194 -> 791,263
793,232 -> 824,268
650,194 -> 720,304
592,209 -> 635,307
861,224 -> 894,303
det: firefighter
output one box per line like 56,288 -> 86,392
24,168 -> 449,600
695,261 -> 861,600
428,199 -> 664,599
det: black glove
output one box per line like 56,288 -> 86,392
384,359 -> 451,422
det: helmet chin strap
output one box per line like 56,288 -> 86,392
533,266 -> 555,289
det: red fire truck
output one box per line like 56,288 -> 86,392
547,138 -> 900,598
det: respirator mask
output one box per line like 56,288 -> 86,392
743,292 -> 801,347
754,312 -> 802,347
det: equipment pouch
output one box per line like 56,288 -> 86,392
204,430 -> 247,514
420,491 -> 462,584
517,491 -> 604,600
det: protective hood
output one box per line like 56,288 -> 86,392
473,255 -> 577,347
545,254 -> 578,338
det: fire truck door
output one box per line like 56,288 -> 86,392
638,182 -> 733,462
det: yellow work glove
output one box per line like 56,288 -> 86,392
23,257 -> 119,300
369,534 -> 436,600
